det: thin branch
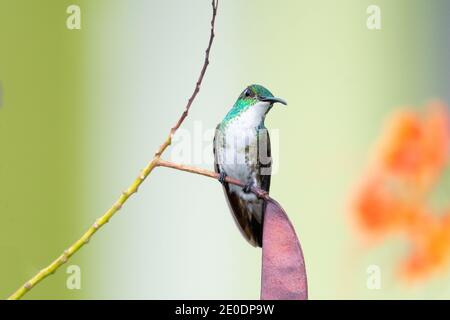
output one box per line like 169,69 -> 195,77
156,159 -> 270,200
155,0 -> 218,157
7,0 -> 219,300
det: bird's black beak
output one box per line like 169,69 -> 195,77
260,96 -> 287,106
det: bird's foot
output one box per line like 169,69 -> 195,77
218,172 -> 227,185
242,182 -> 254,194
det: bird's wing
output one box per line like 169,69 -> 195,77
213,124 -> 221,174
257,127 -> 272,193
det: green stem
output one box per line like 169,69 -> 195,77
7,0 -> 219,300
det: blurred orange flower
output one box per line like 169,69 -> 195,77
379,103 -> 449,190
402,213 -> 450,280
352,101 -> 450,281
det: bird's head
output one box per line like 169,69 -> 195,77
221,84 -> 287,129
236,84 -> 287,111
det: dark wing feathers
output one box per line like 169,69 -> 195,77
258,128 -> 271,192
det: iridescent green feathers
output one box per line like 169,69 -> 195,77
220,84 -> 274,128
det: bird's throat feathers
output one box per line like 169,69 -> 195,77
221,100 -> 271,130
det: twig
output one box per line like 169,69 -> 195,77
7,0 -> 219,300
156,159 -> 270,200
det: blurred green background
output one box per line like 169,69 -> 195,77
1,0 -> 450,299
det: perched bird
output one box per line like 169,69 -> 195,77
214,84 -> 287,247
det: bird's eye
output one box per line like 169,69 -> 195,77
244,89 -> 252,97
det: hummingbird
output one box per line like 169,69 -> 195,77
213,84 -> 287,247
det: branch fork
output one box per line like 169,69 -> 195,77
8,0 -> 219,300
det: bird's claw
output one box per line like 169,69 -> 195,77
218,172 -> 227,185
243,182 -> 253,194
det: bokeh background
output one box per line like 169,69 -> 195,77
1,0 -> 450,299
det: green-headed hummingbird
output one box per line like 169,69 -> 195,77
213,84 -> 287,247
